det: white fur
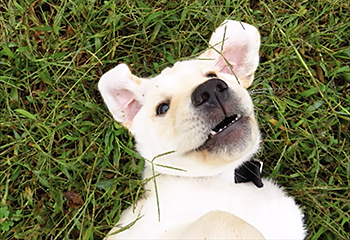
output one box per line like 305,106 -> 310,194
99,20 -> 306,239
106,175 -> 305,239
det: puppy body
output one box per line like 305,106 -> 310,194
107,174 -> 304,239
99,20 -> 306,239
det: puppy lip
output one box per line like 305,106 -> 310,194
196,114 -> 245,151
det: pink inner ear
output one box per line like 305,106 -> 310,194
126,98 -> 142,121
112,89 -> 142,122
215,44 -> 247,77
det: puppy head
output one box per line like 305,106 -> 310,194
99,20 -> 261,177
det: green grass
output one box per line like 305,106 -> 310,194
0,0 -> 349,239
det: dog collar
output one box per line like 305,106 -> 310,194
234,159 -> 264,188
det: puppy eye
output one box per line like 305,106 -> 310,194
206,72 -> 217,78
156,103 -> 170,115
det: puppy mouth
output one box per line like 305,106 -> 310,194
209,114 -> 242,137
197,114 -> 246,151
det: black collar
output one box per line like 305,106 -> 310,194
234,159 -> 264,188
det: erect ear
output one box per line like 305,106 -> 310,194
98,63 -> 144,129
200,20 -> 260,88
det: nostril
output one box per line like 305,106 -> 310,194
192,91 -> 210,106
216,82 -> 228,92
202,92 -> 210,103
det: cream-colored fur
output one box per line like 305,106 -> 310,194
99,20 -> 306,239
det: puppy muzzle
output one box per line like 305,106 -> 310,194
190,79 -> 252,152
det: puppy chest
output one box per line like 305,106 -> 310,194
143,177 -> 246,221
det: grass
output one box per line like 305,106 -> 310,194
0,0 -> 349,239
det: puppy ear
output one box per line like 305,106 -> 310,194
98,64 -> 144,129
202,20 -> 260,88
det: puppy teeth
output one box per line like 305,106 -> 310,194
233,114 -> 241,122
210,114 -> 242,137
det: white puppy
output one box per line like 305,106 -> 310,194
99,20 -> 306,239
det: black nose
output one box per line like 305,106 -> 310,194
191,79 -> 229,107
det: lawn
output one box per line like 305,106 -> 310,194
0,0 -> 349,239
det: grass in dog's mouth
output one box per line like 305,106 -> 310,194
210,114 -> 242,136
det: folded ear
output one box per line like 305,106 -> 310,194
201,20 -> 260,88
98,64 -> 144,129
